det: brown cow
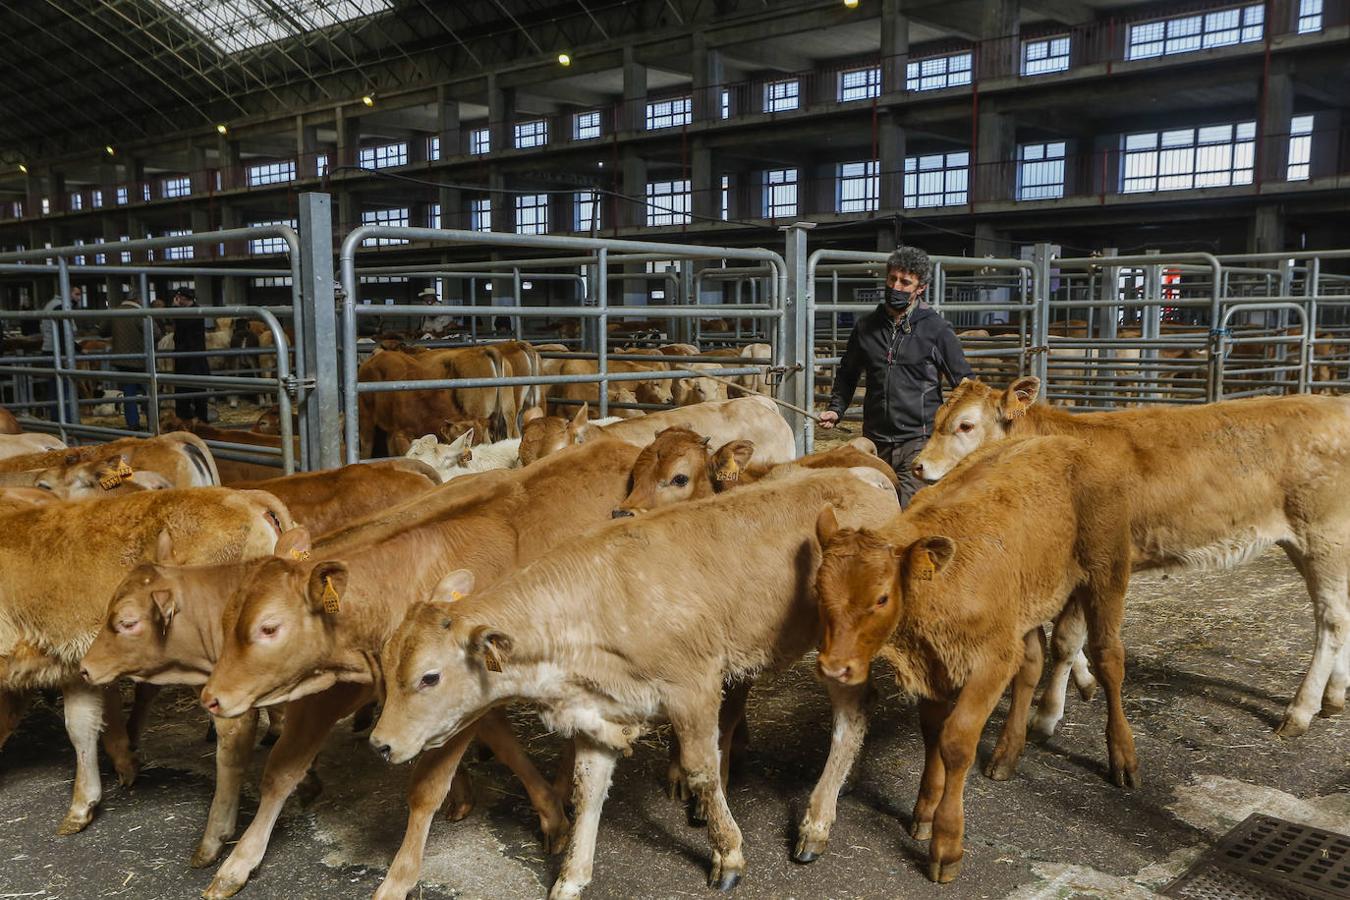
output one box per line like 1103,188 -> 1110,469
0,432 -> 219,488
489,339 -> 545,425
174,418 -> 298,484
803,435 -> 1137,884
230,459 -> 440,536
0,432 -> 66,460
548,358 -> 651,419
0,487 -> 291,835
196,439 -> 644,899
32,454 -> 174,498
369,467 -> 898,898
0,406 -> 19,434
914,377 -> 1350,738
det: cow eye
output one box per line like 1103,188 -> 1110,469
419,671 -> 441,690
36,482 -> 53,492
258,622 -> 280,639
876,594 -> 889,608
671,474 -> 689,487
957,421 -> 974,433
116,617 -> 142,635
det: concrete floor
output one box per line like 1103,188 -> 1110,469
2,548 -> 1349,900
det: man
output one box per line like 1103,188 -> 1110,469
416,286 -> 456,338
819,246 -> 972,507
169,287 -> 210,423
109,295 -> 148,430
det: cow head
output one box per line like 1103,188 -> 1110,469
613,427 -> 725,516
912,377 -> 1038,482
32,453 -> 171,499
438,419 -> 485,449
813,507 -> 955,685
518,404 -> 598,466
199,527 -> 347,717
370,570 -> 514,764
82,531 -> 190,684
634,378 -> 674,406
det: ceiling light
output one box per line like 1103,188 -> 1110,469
557,52 -> 572,67
216,123 -> 228,135
105,145 -> 116,156
597,160 -> 604,168
18,163 -> 28,174
843,0 -> 859,7
362,94 -> 375,107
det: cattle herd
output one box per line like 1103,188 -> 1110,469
1,362 -> 1348,899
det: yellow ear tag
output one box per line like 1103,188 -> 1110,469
449,590 -> 466,602
321,576 -> 341,614
115,460 -> 134,479
99,472 -> 122,490
483,646 -> 503,673
913,551 -> 937,581
718,458 -> 740,482
290,548 -> 311,561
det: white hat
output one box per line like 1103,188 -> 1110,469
418,287 -> 437,297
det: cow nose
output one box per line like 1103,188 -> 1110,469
912,461 -> 925,479
79,667 -> 92,683
370,738 -> 393,762
201,692 -> 221,714
611,508 -> 634,519
819,660 -> 853,682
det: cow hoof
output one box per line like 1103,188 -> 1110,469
909,820 -> 932,841
203,873 -> 247,899
709,852 -> 745,892
982,757 -> 1017,782
1077,680 -> 1098,702
547,880 -> 585,900
793,835 -> 827,863
1111,765 -> 1141,789
713,871 -> 742,892
116,760 -> 139,788
543,818 -> 570,855
926,857 -> 962,884
1275,715 -> 1310,739
443,797 -> 474,822
1028,719 -> 1058,744
296,770 -> 323,806
56,810 -> 93,835
190,843 -> 223,869
1318,699 -> 1344,719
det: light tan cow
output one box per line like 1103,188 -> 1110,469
0,432 -> 219,488
369,467 -> 898,899
31,455 -> 174,498
0,407 -> 19,434
0,487 -> 291,835
195,439 -> 644,899
0,432 -> 66,460
914,377 -> 1350,737
548,358 -> 654,419
230,459 -> 440,536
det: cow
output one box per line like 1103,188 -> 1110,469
519,396 -> 796,468
706,343 -> 773,397
196,439 -> 645,899
368,466 -> 898,899
614,428 -> 895,515
913,376 -> 1350,738
802,435 -> 1137,884
0,432 -> 219,488
0,432 -> 66,460
229,459 -> 441,536
0,407 -> 19,434
489,339 -> 545,427
0,487 -> 291,835
548,358 -> 657,419
31,454 -> 174,498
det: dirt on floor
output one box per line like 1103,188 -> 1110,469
2,547 -> 1347,899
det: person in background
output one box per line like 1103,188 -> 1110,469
818,245 -> 973,507
170,287 -> 209,423
109,295 -> 148,431
417,286 -> 456,338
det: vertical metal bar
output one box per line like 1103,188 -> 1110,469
1032,243 -> 1053,387
597,248 -> 609,419
782,224 -> 813,455
297,193 -> 341,470
1097,248 -> 1120,405
55,257 -> 76,436
1306,256 -> 1320,391
143,309 -> 161,435
1141,249 -> 1161,402
469,278 -> 478,340
513,267 -> 524,339
341,246 -> 360,465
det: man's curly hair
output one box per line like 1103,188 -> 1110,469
886,246 -> 933,289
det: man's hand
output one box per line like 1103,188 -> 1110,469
818,411 -> 839,430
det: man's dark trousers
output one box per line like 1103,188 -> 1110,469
873,437 -> 927,508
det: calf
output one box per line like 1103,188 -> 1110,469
0,487 -> 290,835
914,377 -> 1350,738
0,432 -> 66,460
370,467 -> 898,899
230,459 -> 440,536
0,431 -> 220,488
804,435 -> 1137,884
33,454 -> 173,498
197,439 -> 644,899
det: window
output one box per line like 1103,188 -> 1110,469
247,161 -> 296,186
119,235 -> 131,264
904,152 -> 969,207
143,184 -> 152,202
470,198 -> 492,232
163,230 -> 194,261
73,239 -> 86,266
1018,142 -> 1066,200
906,52 -> 973,91
428,136 -> 440,161
1127,5 -> 1263,60
470,128 -> 491,155
646,180 -> 691,226
837,160 -> 879,213
646,96 -> 692,130
763,168 -> 799,218
360,208 -> 410,246
91,190 -> 102,209
764,79 -> 800,112
574,191 -> 600,232
838,66 -> 882,102
1298,0 -> 1323,32
720,89 -> 731,120
157,0 -> 393,55
116,186 -> 128,205
1120,122 -> 1255,193
574,110 -> 601,140
515,193 -> 549,235
164,176 -> 191,198
358,143 -> 408,169
253,276 -> 294,288
1288,115 -> 1315,181
41,197 -> 50,215
248,219 -> 298,255
1022,35 -> 1070,75
93,237 -> 106,265
429,203 -> 441,229
514,119 -> 548,149
720,175 -> 730,221
316,154 -> 330,176
69,192 -> 83,211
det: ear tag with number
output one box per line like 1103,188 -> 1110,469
322,576 -> 341,614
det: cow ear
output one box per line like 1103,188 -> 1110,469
155,529 -> 177,565
150,588 -> 177,627
274,526 -> 312,560
1000,376 -> 1040,420
816,506 -> 840,547
907,536 -> 956,582
521,406 -> 544,426
468,624 -> 513,672
571,403 -> 589,427
712,440 -> 755,482
430,569 -> 475,605
307,561 -> 349,615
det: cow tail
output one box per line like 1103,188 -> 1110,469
486,346 -> 509,442
181,434 -> 221,486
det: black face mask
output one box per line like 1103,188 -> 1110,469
885,287 -> 916,312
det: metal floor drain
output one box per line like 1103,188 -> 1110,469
1162,814 -> 1350,900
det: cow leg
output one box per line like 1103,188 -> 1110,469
927,665 -> 1015,884
1278,542 -> 1350,737
1031,601 -> 1088,740
909,697 -> 950,842
671,703 -> 746,891
553,737 -> 576,806
1070,650 -> 1098,701
99,684 -> 138,787
205,684 -> 368,900
984,628 -> 1045,781
690,681 -> 752,826
795,678 -> 869,864
57,681 -> 106,835
0,689 -> 28,753
549,735 -> 619,900
374,727 -> 477,900
192,710 -> 260,868
1077,581 -> 1139,788
127,683 -> 161,750
475,708 -> 569,852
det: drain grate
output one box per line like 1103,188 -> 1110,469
1162,813 -> 1350,900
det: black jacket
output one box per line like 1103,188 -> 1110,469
827,303 -> 973,443
172,309 -> 209,374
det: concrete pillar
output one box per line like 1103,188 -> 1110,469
216,138 -> 242,190
977,0 -> 1019,81
691,139 -> 716,222
878,111 -> 906,210
1259,58 -> 1294,186
974,222 -> 1012,258
487,74 -> 513,151
489,169 -> 511,232
1309,110 -> 1341,179
976,104 -> 1017,202
407,131 -> 428,164
437,89 -> 461,158
622,46 -> 648,133
881,0 -> 910,93
876,225 -> 897,253
335,108 -> 360,169
47,168 -> 66,213
1247,204 -> 1284,253
691,35 -> 724,122
621,147 -> 647,229
188,143 -> 209,195
297,117 -> 320,178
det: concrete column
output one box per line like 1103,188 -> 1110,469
691,139 -> 716,222
974,222 -> 1012,258
876,225 -> 898,253
437,88 -> 462,158
622,46 -> 648,133
977,0 -> 1019,81
297,117 -> 320,178
337,191 -> 358,236
976,104 -> 1017,202
691,35 -> 724,122
878,111 -> 906,210
621,147 -> 647,229
1309,110 -> 1341,179
1247,204 -> 1284,253
490,169 -> 511,232
1259,58 -> 1294,186
487,74 -> 514,152
188,143 -> 209,195
335,108 -> 360,169
216,138 -> 241,190
47,168 -> 66,213
407,132 -> 428,164
881,0 -> 910,93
